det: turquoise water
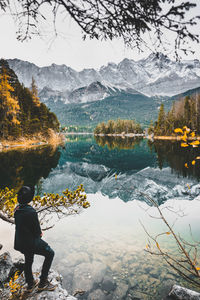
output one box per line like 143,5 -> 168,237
1,136 -> 200,299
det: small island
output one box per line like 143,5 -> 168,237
94,119 -> 144,136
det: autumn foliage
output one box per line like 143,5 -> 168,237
153,94 -> 200,136
0,59 -> 59,139
0,185 -> 90,229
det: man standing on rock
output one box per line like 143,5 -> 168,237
14,186 -> 56,293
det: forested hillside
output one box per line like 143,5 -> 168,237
152,94 -> 200,136
0,59 -> 59,139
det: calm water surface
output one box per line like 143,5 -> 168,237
1,136 -> 200,299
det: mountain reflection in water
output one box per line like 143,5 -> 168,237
1,136 -> 200,299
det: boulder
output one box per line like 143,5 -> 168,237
168,285 -> 200,300
0,252 -> 13,284
0,251 -> 76,300
101,276 -> 116,292
70,162 -> 109,181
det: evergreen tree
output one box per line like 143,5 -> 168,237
94,119 -> 143,135
184,96 -> 191,127
31,77 -> 40,107
0,59 -> 60,139
155,104 -> 165,135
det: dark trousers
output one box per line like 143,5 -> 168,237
24,238 -> 54,285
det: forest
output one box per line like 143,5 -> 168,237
94,119 -> 143,135
0,59 -> 59,139
150,94 -> 200,136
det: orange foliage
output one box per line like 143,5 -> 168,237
0,71 -> 20,125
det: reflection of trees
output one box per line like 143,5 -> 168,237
148,140 -> 200,179
0,146 -> 60,190
95,136 -> 143,150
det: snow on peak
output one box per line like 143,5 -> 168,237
7,53 -> 200,100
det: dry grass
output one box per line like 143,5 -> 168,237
153,136 -> 200,140
0,130 -> 65,152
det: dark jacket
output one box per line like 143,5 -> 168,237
14,204 -> 42,253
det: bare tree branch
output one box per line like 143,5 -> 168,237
0,0 -> 199,55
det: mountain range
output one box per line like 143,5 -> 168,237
7,53 -> 200,127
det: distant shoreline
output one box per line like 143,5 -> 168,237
94,133 -> 145,137
64,132 -> 93,135
0,132 -> 64,152
153,136 -> 200,140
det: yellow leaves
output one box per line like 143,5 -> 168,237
0,70 -> 20,125
181,143 -> 189,147
115,174 -> 117,180
190,140 -> 200,146
187,184 -> 190,190
146,244 -> 150,249
156,242 -> 160,250
1,184 -> 89,223
174,128 -> 183,134
190,132 -> 195,137
185,160 -> 196,168
183,126 -> 190,133
165,232 -> 171,235
180,136 -> 187,142
196,267 -> 200,271
196,157 -> 200,160
8,270 -> 21,295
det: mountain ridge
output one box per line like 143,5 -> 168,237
7,53 -> 200,101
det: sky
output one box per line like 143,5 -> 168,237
0,1 -> 200,71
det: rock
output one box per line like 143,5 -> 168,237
70,162 -> 109,181
0,244 -> 3,250
0,252 -> 13,284
101,276 -> 116,292
27,270 -> 73,300
113,282 -> 128,299
88,289 -> 106,300
156,279 -> 174,300
168,285 -> 200,300
8,258 -> 25,279
72,261 -> 107,292
62,252 -> 90,267
0,251 -> 76,300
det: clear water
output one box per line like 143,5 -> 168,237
1,136 -> 200,299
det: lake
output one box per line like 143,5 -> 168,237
1,135 -> 200,299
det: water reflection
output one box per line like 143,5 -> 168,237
1,137 -> 200,299
148,140 -> 200,180
0,146 -> 60,190
94,135 -> 143,150
45,194 -> 200,300
60,136 -> 157,173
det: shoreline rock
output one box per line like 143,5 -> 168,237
0,251 -> 77,300
169,285 -> 200,300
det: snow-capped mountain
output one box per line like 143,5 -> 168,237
7,53 -> 200,102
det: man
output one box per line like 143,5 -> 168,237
14,186 -> 56,292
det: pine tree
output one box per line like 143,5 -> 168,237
31,77 -> 40,107
155,104 -> 165,135
184,96 -> 191,127
0,69 -> 20,137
